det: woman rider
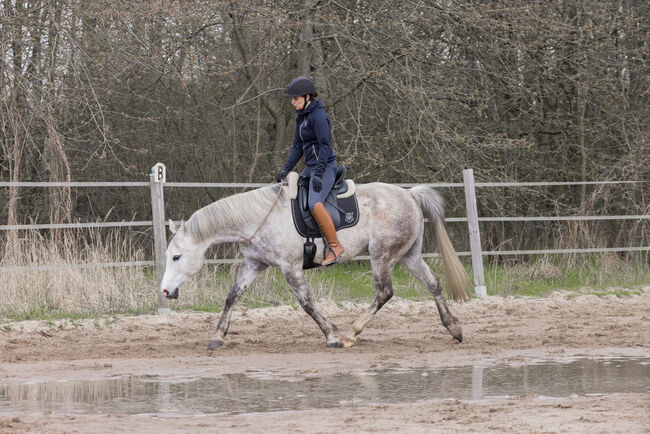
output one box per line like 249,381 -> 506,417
275,76 -> 344,266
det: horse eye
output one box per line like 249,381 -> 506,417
172,255 -> 181,261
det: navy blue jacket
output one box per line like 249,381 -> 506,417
282,99 -> 336,177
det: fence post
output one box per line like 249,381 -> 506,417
150,163 -> 170,313
463,168 -> 487,297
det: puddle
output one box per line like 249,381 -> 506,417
0,357 -> 647,415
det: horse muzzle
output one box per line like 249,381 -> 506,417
162,288 -> 179,299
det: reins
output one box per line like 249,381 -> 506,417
241,183 -> 284,245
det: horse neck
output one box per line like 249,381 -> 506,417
186,193 -> 267,245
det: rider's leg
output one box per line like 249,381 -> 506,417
312,202 -> 344,266
308,164 -> 344,266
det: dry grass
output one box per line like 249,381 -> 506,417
0,229 -> 156,319
0,229 -> 339,319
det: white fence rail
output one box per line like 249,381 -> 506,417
1,165 -> 648,300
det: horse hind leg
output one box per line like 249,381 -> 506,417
400,253 -> 463,342
342,259 -> 394,348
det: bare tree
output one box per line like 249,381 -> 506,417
1,0 -> 647,256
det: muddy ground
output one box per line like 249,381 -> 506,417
1,290 -> 649,433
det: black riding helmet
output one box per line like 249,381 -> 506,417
284,76 -> 316,97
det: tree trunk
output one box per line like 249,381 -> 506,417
298,0 -> 316,77
2,91 -> 23,263
230,3 -> 288,171
577,84 -> 587,206
310,17 -> 328,105
46,114 -> 73,246
2,0 -> 24,262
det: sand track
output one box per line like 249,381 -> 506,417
1,292 -> 649,433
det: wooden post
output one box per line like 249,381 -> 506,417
150,163 -> 170,313
463,169 -> 487,297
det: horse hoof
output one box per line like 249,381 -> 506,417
208,339 -> 223,350
340,337 -> 357,348
326,340 -> 341,348
445,320 -> 463,343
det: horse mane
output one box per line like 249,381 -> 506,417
184,185 -> 282,242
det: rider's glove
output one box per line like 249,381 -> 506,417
275,170 -> 289,183
312,176 -> 322,193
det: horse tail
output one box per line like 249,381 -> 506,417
409,185 -> 471,302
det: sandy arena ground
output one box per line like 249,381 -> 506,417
1,290 -> 649,433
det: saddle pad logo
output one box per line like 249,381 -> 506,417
345,212 -> 355,224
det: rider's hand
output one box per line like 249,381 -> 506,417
312,176 -> 322,193
275,170 -> 288,183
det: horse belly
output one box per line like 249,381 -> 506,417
356,185 -> 422,255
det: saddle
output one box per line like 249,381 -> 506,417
287,166 -> 360,268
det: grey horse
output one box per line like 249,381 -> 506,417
160,179 -> 470,349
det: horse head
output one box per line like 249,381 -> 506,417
160,219 -> 205,300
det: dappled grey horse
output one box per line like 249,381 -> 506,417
160,180 -> 470,349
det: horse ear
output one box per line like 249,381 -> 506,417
180,219 -> 187,232
169,219 -> 178,234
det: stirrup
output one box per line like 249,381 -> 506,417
323,246 -> 341,267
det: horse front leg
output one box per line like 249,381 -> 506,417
282,267 -> 341,348
341,259 -> 394,348
208,259 -> 268,350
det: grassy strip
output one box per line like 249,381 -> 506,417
1,254 -> 648,323
485,255 -> 649,297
